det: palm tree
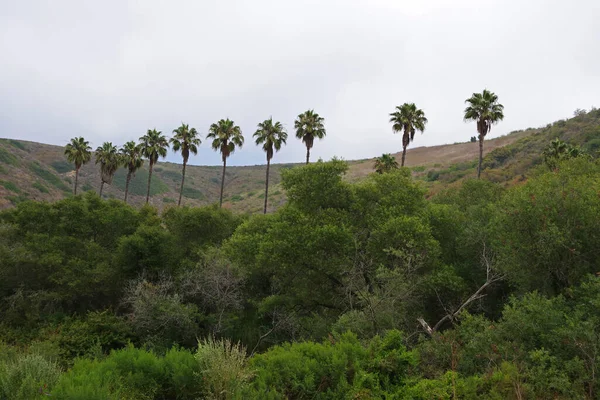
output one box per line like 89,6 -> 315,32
543,138 -> 587,170
64,137 -> 92,195
389,103 -> 428,167
170,123 -> 201,206
95,142 -> 120,197
294,110 -> 326,164
464,89 -> 505,179
120,141 -> 144,203
254,118 -> 287,214
207,119 -> 244,207
139,129 -> 169,204
373,153 -> 399,174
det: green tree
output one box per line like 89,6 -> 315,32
119,141 -> 144,203
543,138 -> 587,170
139,129 -> 169,204
294,109 -> 326,164
464,89 -> 504,178
389,103 -> 428,167
94,142 -> 120,197
373,153 -> 399,174
64,137 -> 92,195
206,119 -> 244,208
170,123 -> 201,206
253,118 -> 287,213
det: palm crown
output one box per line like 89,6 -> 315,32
120,141 -> 144,174
374,153 -> 399,174
295,109 -> 326,150
64,137 -> 92,169
463,89 -> 504,139
171,123 -> 201,164
389,103 -> 428,146
254,118 -> 287,161
389,103 -> 427,166
139,129 -> 169,164
207,119 -> 244,162
95,142 -> 120,185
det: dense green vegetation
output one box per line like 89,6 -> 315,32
1,128 -> 600,397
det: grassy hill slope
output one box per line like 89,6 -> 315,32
1,108 -> 599,211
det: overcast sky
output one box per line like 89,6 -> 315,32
1,0 -> 599,166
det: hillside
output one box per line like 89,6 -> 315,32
1,108 -> 599,211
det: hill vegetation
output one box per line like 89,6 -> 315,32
3,108 -> 599,212
1,102 -> 600,397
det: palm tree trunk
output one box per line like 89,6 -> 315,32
219,158 -> 227,208
99,181 -> 104,197
74,166 -> 79,195
478,136 -> 484,179
306,147 -> 310,164
401,145 -> 407,167
124,171 -> 132,203
178,162 -> 187,206
263,158 -> 270,214
146,161 -> 153,204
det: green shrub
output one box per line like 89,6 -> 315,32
0,180 -> 20,193
196,337 -> 250,399
182,186 -> 204,200
112,168 -> 169,197
248,331 -> 415,398
51,160 -> 74,173
52,345 -> 202,400
81,182 -> 94,191
32,182 -> 49,193
0,147 -> 19,166
29,162 -> 70,191
8,140 -> 28,151
230,195 -> 243,202
0,353 -> 61,399
159,169 -> 181,181
162,197 -> 176,203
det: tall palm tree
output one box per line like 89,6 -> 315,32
95,142 -> 120,197
120,141 -> 144,203
464,89 -> 504,179
170,123 -> 201,206
373,153 -> 399,174
139,129 -> 169,204
64,137 -> 92,195
389,103 -> 428,167
206,119 -> 244,208
294,110 -> 326,164
254,117 -> 287,214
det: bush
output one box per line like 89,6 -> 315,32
0,353 -> 61,399
196,337 -> 250,399
52,345 -> 202,400
51,160 -> 74,174
248,331 -> 415,398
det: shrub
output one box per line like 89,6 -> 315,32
52,345 -> 202,400
0,180 -> 20,193
195,337 -> 251,399
32,182 -> 49,193
29,162 -> 70,191
0,147 -> 19,166
51,160 -> 74,173
0,353 -> 61,399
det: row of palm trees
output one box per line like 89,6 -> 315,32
65,110 -> 325,213
64,89 -> 504,211
388,89 -> 504,178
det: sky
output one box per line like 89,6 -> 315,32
1,0 -> 599,166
